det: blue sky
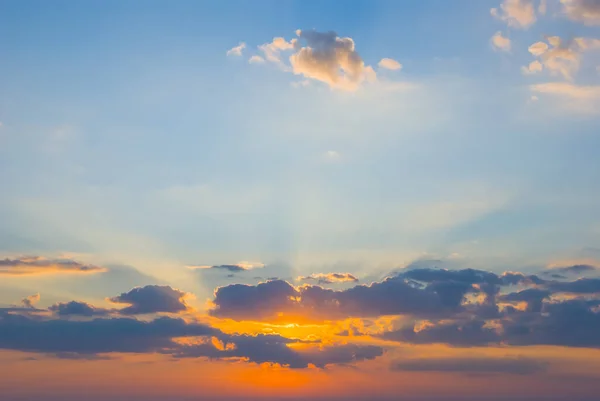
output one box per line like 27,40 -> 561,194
1,0 -> 600,304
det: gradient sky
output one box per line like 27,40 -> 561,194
1,1 -> 600,400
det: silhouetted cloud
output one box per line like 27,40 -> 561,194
545,278 -> 600,293
549,264 -> 598,275
49,301 -> 109,317
298,273 -> 359,285
392,356 -> 547,375
0,256 -> 105,276
109,285 -> 190,315
499,288 -> 551,312
0,313 -> 383,368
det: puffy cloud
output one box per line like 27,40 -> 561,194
109,285 -> 190,315
378,58 -> 403,70
522,60 -> 543,74
226,42 -> 246,57
391,356 -> 547,375
298,273 -> 359,285
383,319 -> 501,346
0,256 -> 106,276
491,31 -> 512,52
0,313 -> 383,368
491,0 -> 537,28
49,301 -> 109,317
561,0 -> 600,25
21,294 -> 40,309
255,29 -> 376,90
209,269 -> 542,322
187,261 -> 265,273
248,55 -> 265,64
526,36 -> 600,80
499,288 -> 551,312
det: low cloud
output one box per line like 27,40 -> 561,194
226,42 -> 246,57
49,301 -> 109,317
491,31 -> 512,52
561,0 -> 600,25
21,294 -> 40,309
491,0 -> 537,28
109,285 -> 191,315
378,58 -> 402,70
187,262 -> 265,273
0,256 -> 106,276
298,273 -> 359,285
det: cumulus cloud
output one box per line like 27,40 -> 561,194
491,0 -> 537,28
378,58 -> 403,70
491,31 -> 512,52
0,256 -> 106,276
522,60 -> 544,74
392,356 -> 547,375
187,261 -> 265,273
298,273 -> 359,285
0,313 -> 383,368
109,285 -> 190,315
49,301 -> 109,317
249,55 -> 265,64
526,36 -> 600,80
226,42 -> 246,57
21,294 -> 40,309
561,0 -> 600,25
254,29 -> 376,90
209,268 -> 541,322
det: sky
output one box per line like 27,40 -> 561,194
1,0 -> 600,400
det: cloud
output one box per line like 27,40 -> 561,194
499,288 -> 551,312
109,285 -> 190,315
254,29 -> 376,91
545,277 -> 600,293
187,261 -> 265,273
49,301 -> 109,317
249,55 -> 265,64
526,36 -> 600,80
209,268 -> 541,322
561,0 -> 600,25
378,58 -> 403,70
549,264 -> 599,275
391,356 -> 547,375
491,0 -> 537,28
226,42 -> 246,57
0,313 -> 383,368
491,31 -> 512,52
21,294 -> 40,309
298,273 -> 359,285
522,60 -> 543,74
0,256 -> 106,276
530,82 -> 600,113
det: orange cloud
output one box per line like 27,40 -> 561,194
0,256 -> 106,276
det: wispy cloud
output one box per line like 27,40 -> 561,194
0,256 -> 106,276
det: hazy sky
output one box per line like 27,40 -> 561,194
1,1 -> 600,400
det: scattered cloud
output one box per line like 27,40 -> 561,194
109,285 -> 191,315
21,293 -> 40,309
491,0 -> 537,28
526,36 -> 600,80
491,31 -> 512,52
561,0 -> 600,25
187,262 -> 265,272
522,60 -> 543,74
0,256 -> 106,276
530,82 -> 600,113
378,58 -> 403,70
226,42 -> 246,57
249,55 -> 265,64
298,273 -> 359,285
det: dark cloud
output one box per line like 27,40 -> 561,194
499,288 -> 552,312
545,278 -> 600,293
109,285 -> 190,315
547,264 -> 598,275
0,256 -> 105,276
391,356 -> 547,375
187,262 -> 265,273
0,312 -> 383,368
298,273 -> 359,285
383,319 -> 500,347
49,301 -> 109,317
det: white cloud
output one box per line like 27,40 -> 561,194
531,82 -> 600,113
226,42 -> 246,57
525,36 -> 600,80
491,31 -> 512,52
249,55 -> 265,64
378,58 -> 403,70
258,37 -> 295,65
521,60 -> 544,74
561,0 -> 600,25
491,0 -> 537,28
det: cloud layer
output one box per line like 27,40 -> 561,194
0,257 -> 106,276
